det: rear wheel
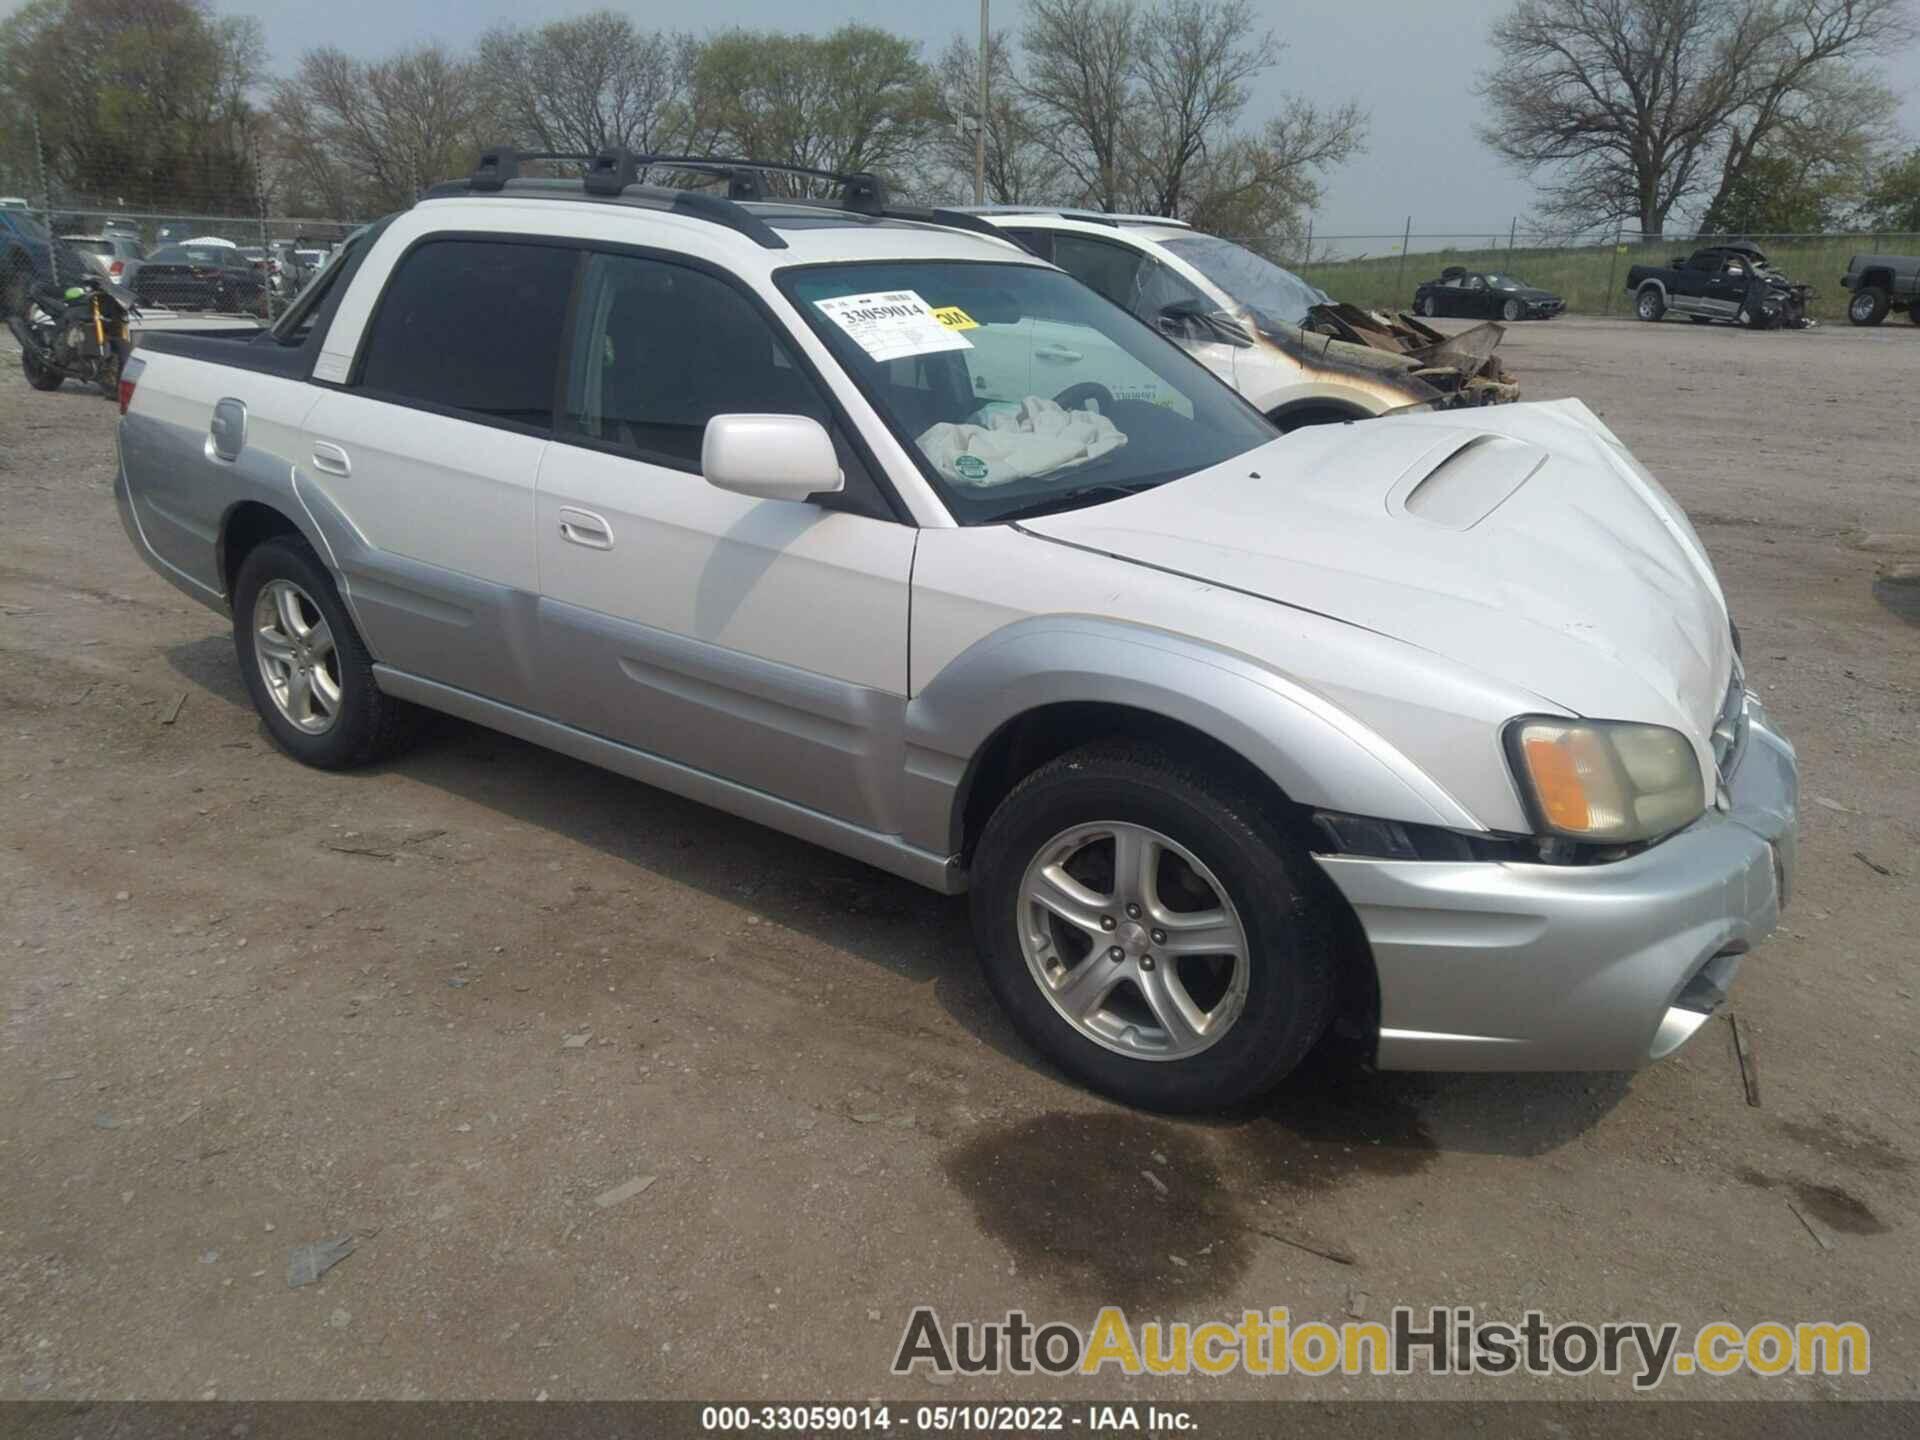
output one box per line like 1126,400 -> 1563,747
969,742 -> 1335,1110
1849,286 -> 1889,326
1418,294 -> 1438,318
231,537 -> 415,769
1636,286 -> 1665,322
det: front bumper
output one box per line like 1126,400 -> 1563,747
1315,695 -> 1798,1071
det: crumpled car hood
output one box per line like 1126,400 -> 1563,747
1018,398 -> 1733,741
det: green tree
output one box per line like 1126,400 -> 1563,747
1858,148 -> 1920,233
686,25 -> 938,197
0,0 -> 263,212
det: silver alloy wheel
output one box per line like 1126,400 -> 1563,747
1850,291 -> 1875,322
1503,298 -> 1524,321
1638,290 -> 1660,320
253,579 -> 341,734
1420,295 -> 1437,317
1016,821 -> 1251,1061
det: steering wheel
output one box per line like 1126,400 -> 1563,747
1053,381 -> 1117,414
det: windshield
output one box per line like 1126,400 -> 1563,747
779,260 -> 1276,525
1156,234 -> 1328,327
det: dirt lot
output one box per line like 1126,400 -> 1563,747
1,314 -> 1916,1403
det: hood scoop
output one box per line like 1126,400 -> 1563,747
1390,432 -> 1549,530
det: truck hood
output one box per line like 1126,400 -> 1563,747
1019,398 -> 1733,741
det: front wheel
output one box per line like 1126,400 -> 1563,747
969,742 -> 1334,1111
1849,286 -> 1889,326
232,537 -> 416,769
1636,286 -> 1665,322
1502,298 -> 1524,322
21,345 -> 63,390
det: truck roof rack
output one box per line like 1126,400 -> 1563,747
439,147 -> 919,248
428,147 -> 1041,257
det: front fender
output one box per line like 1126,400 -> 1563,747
899,615 -> 1481,857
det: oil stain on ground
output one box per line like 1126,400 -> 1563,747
1735,1167 -> 1890,1235
1873,569 -> 1920,626
1776,1112 -> 1915,1177
943,1113 -> 1250,1308
942,1061 -> 1438,1307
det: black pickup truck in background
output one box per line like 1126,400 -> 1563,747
1626,243 -> 1813,329
1840,254 -> 1920,326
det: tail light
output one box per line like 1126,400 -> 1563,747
117,357 -> 142,416
109,259 -> 124,277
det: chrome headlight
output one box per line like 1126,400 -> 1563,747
1504,717 -> 1705,843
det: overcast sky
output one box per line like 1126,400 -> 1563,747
111,0 -> 1920,237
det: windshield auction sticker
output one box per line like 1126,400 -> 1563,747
815,290 -> 974,363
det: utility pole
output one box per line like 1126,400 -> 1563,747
974,0 -> 989,205
33,110 -> 56,289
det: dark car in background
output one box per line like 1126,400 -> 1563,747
130,242 -> 267,312
1626,243 -> 1812,329
1,210 -> 96,316
1414,267 -> 1565,321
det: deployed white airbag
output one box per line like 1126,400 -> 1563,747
917,396 -> 1126,488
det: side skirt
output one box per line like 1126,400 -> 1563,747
372,665 -> 967,896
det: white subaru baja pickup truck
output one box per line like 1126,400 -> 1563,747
113,148 -> 1798,1110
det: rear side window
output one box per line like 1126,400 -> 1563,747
358,239 -> 575,429
1051,234 -> 1145,308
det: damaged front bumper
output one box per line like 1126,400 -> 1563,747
1314,694 -> 1798,1072
1303,301 -> 1521,406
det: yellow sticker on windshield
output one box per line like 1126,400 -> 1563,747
932,306 -> 979,330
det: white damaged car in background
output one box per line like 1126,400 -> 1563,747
975,208 -> 1518,430
113,148 -> 1797,1110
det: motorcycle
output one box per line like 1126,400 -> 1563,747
9,273 -> 136,399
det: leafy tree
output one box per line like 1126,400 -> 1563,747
0,0 -> 263,211
1857,147 -> 1920,233
686,25 -> 939,197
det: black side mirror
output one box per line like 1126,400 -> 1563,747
1157,299 -> 1251,347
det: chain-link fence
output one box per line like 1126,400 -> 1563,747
2,110 -> 370,326
1290,227 -> 1920,325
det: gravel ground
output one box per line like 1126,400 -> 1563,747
0,314 -> 1915,1403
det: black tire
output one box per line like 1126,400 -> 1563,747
231,536 -> 415,769
1635,286 -> 1665,322
1849,286 -> 1889,326
1418,294 -> 1438,318
969,741 -> 1335,1111
1502,297 -> 1524,322
21,346 -> 63,390
1909,300 -> 1920,326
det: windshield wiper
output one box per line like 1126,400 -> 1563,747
989,480 -> 1162,523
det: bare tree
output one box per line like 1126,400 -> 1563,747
930,32 -> 1066,204
1129,0 -> 1277,216
1020,0 -> 1141,211
275,44 -> 486,214
1184,100 -> 1368,246
474,12 -> 697,171
1479,0 -> 1911,236
1698,0 -> 1910,232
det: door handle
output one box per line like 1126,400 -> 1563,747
1034,343 -> 1083,363
311,442 -> 351,477
558,507 -> 614,550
